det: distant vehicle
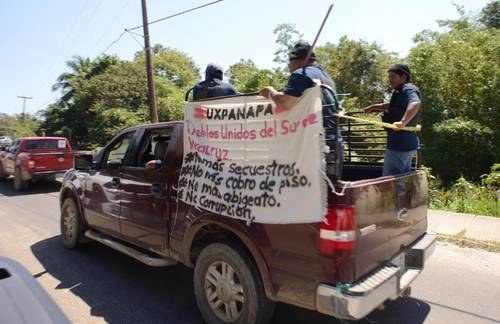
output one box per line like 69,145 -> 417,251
0,136 -> 12,148
0,137 -> 74,191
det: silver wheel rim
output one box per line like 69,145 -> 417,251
63,203 -> 77,242
205,261 -> 245,322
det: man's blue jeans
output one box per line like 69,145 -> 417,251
383,149 -> 416,176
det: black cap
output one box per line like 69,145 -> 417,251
388,64 -> 411,79
289,41 -> 316,61
205,63 -> 223,80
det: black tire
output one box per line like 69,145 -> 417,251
13,167 -> 29,191
0,164 -> 7,180
193,242 -> 275,324
60,197 -> 86,249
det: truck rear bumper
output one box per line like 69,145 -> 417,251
316,233 -> 436,320
30,170 -> 68,180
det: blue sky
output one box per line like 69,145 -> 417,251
0,0 -> 490,116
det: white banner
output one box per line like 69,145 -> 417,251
178,86 -> 326,224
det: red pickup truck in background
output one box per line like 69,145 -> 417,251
0,137 -> 74,191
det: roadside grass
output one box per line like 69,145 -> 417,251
437,230 -> 500,253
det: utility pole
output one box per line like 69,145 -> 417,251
17,95 -> 32,119
141,0 -> 158,123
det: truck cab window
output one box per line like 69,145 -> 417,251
138,128 -> 173,169
8,141 -> 20,154
105,131 -> 135,166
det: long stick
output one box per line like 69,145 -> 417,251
334,112 -> 422,132
304,4 -> 334,63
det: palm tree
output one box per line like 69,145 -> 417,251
52,55 -> 119,105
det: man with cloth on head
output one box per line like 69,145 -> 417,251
192,63 -> 237,100
259,41 -> 343,179
364,63 -> 422,176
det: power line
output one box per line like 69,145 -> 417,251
100,0 -> 224,55
66,0 -> 104,55
29,0 -> 90,95
127,0 -> 223,31
101,30 -> 128,54
126,30 -> 144,48
52,0 -> 90,66
28,0 -> 104,111
93,0 -> 133,50
32,0 -> 225,114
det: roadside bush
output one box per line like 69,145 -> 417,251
427,165 -> 499,217
424,117 -> 495,184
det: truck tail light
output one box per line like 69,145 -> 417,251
319,206 -> 356,257
28,160 -> 35,169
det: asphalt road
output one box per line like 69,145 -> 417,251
1,179 -> 499,324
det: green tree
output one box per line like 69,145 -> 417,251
227,59 -> 287,93
43,55 -> 120,148
42,45 -> 199,148
317,37 -> 398,110
480,0 -> 500,28
0,113 -> 41,138
78,61 -> 149,146
135,44 -> 200,122
408,8 -> 500,180
272,23 -> 303,65
426,118 -> 495,184
268,24 -> 398,109
52,55 -> 119,105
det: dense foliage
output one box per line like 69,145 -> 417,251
426,118 -> 495,184
37,46 -> 198,148
407,8 -> 499,179
427,164 -> 499,216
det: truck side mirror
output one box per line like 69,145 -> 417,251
107,159 -> 122,170
75,154 -> 93,170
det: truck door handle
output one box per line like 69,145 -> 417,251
397,208 -> 408,221
151,182 -> 165,198
151,182 -> 163,193
111,177 -> 120,187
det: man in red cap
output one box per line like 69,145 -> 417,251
364,64 -> 422,176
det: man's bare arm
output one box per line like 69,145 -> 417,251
394,101 -> 421,128
259,86 -> 299,110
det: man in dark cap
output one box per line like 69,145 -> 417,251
259,41 -> 343,179
259,41 -> 337,110
192,63 -> 237,100
364,63 -> 422,176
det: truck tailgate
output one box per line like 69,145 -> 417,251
346,170 -> 428,279
31,151 -> 73,172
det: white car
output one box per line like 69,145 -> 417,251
0,136 -> 12,148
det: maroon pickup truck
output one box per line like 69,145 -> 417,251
0,137 -> 74,191
59,120 -> 435,323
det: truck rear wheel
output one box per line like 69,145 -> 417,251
60,197 -> 86,249
13,167 -> 29,191
193,242 -> 275,324
0,164 -> 7,180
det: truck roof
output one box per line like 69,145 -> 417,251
19,136 -> 69,141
